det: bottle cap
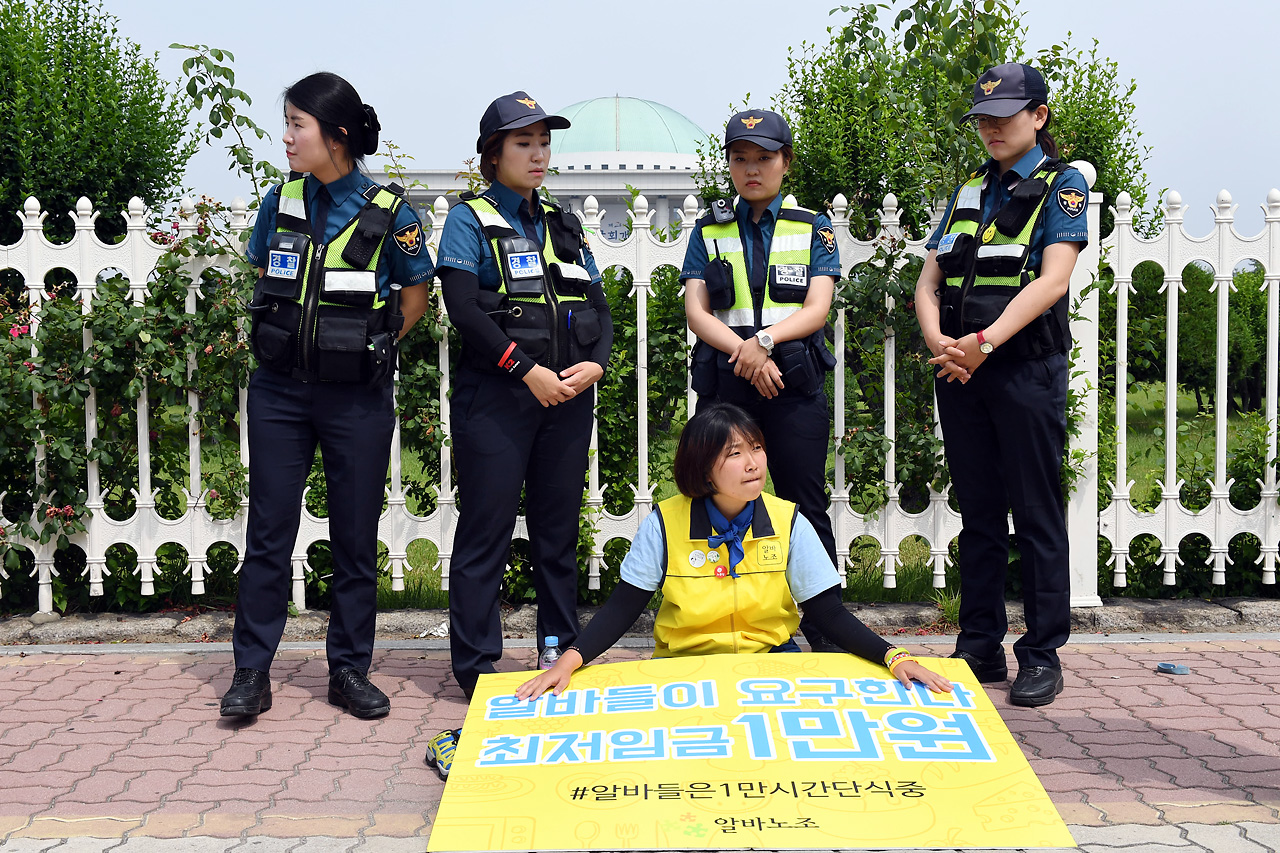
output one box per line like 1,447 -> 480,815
545,636 -> 559,646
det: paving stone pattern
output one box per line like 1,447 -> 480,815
1,640 -> 1278,852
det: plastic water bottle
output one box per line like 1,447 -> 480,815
539,636 -> 562,670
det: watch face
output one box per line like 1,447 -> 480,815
980,342 -> 994,354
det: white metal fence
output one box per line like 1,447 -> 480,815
2,164 -> 1276,615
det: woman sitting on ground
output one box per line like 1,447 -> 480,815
516,402 -> 952,700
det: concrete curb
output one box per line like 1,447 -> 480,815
1,596 -> 1277,646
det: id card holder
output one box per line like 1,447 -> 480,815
497,235 -> 546,298
261,232 -> 309,299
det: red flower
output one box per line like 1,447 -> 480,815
110,403 -> 122,417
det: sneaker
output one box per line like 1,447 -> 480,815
425,728 -> 460,780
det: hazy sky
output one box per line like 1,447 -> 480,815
101,0 -> 1277,234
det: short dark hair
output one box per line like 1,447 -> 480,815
673,403 -> 767,499
479,130 -> 508,184
283,72 -> 380,168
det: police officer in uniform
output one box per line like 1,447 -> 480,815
220,72 -> 435,719
914,63 -> 1087,707
436,92 -> 612,700
681,110 -> 842,652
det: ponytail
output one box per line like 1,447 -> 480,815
1029,102 -> 1058,159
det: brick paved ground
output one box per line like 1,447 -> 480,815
1,636 -> 1278,852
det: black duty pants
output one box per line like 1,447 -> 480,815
935,350 -> 1070,669
232,367 -> 394,675
448,369 -> 593,697
700,390 -> 835,645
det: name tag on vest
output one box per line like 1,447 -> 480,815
323,270 -> 377,293
773,264 -> 808,287
267,250 -> 300,280
506,252 -> 543,280
937,233 -> 960,257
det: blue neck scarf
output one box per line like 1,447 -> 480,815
705,500 -> 754,578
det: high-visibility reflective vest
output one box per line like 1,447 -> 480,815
935,159 -> 1071,356
653,492 -> 799,657
699,201 -> 815,336
250,176 -> 404,383
459,193 -> 601,373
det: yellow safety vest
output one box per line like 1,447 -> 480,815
653,492 -> 799,657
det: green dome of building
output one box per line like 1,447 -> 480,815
552,97 -> 709,158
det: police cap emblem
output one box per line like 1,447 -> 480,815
516,97 -> 537,109
980,78 -> 1001,95
741,116 -> 763,129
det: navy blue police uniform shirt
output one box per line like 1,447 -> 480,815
247,170 -> 435,296
680,194 -> 841,283
926,145 -> 1089,270
436,180 -> 602,287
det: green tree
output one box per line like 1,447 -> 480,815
0,0 -> 195,243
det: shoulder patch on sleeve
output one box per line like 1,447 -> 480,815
816,225 -> 836,254
1057,188 -> 1086,218
393,222 -> 423,256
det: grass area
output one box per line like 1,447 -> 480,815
1118,381 -> 1255,505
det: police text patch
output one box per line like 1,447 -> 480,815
816,226 -> 836,254
393,222 -> 423,256
1057,188 -> 1086,218
507,252 -> 543,279
267,250 -> 300,280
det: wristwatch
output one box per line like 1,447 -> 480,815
754,330 -> 775,355
977,329 -> 994,355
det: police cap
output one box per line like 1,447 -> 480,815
476,91 -> 571,153
723,110 -> 792,152
962,63 -> 1049,120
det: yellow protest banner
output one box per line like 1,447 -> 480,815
428,653 -> 1073,851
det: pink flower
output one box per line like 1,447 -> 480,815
45,507 -> 57,518
208,489 -> 220,500
204,345 -> 213,354
9,325 -> 19,338
63,505 -> 72,515
110,403 -> 122,417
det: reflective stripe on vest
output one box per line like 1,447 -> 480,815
654,493 -> 798,658
701,202 -> 815,335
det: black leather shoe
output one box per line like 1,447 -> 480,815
949,650 -> 1009,683
1010,666 -> 1064,707
328,668 -> 390,718
220,668 -> 271,717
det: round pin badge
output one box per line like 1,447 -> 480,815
707,550 -> 722,564
687,550 -> 706,568
982,223 -> 996,243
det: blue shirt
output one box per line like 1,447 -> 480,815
246,170 -> 435,296
680,194 -> 841,282
620,498 -> 839,603
926,145 -> 1089,271
435,180 -> 601,288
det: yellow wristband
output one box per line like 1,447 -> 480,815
883,647 -> 911,667
887,654 -> 917,675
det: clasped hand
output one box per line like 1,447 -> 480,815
523,361 -> 604,407
728,337 -> 784,398
927,333 -> 987,384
